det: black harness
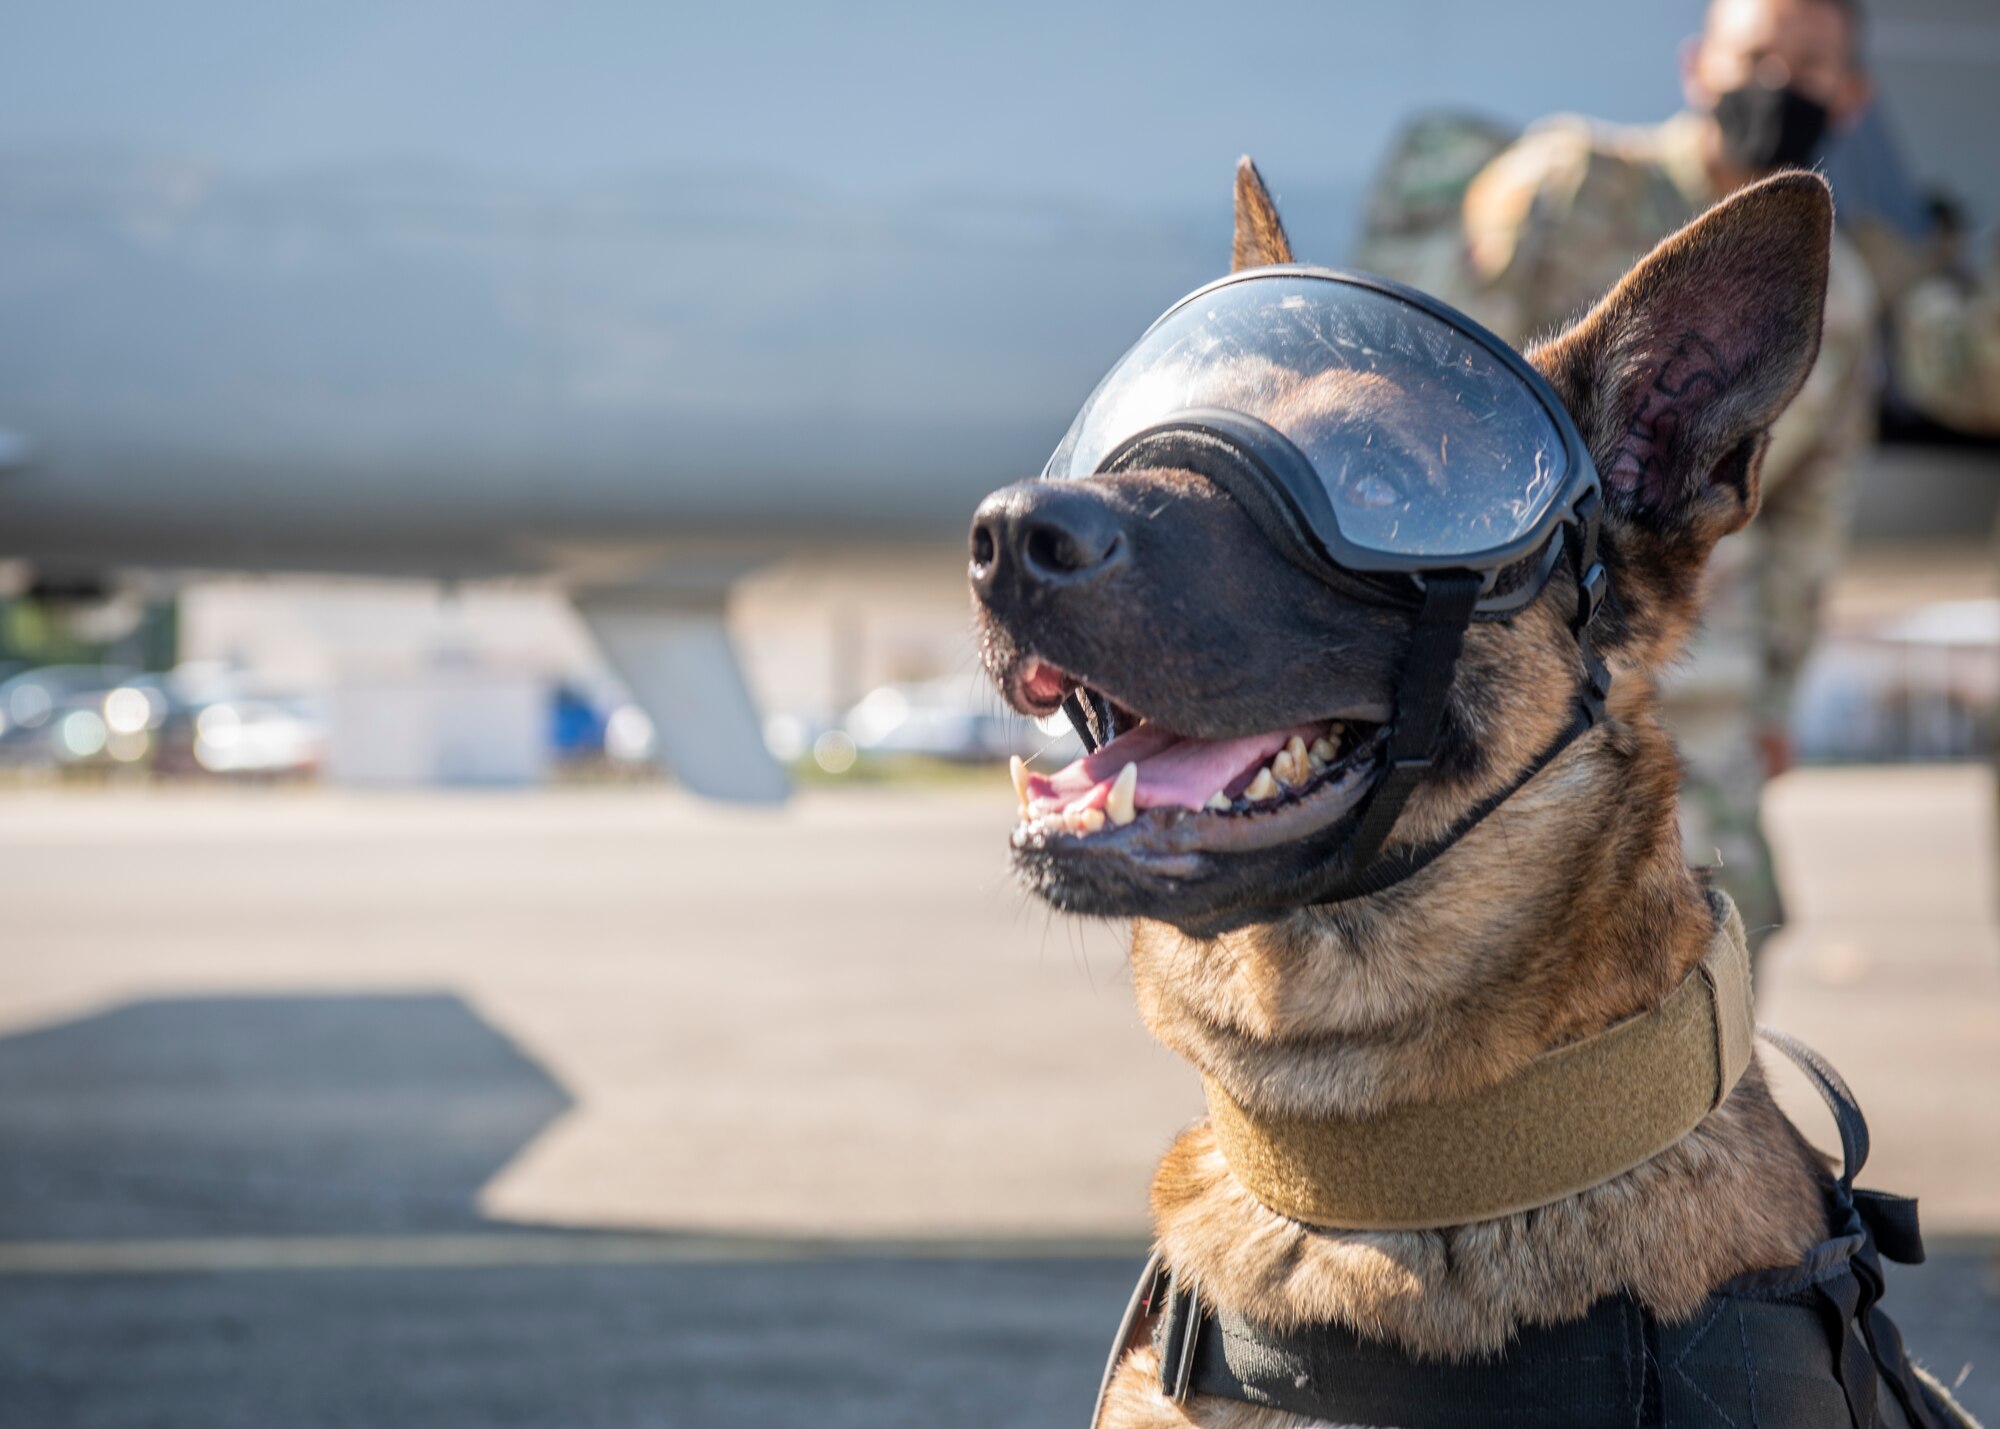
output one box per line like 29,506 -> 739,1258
1093,1031 -> 1968,1428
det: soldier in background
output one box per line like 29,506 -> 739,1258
1357,0 -> 2000,951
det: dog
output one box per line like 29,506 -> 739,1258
968,162 -> 1971,1427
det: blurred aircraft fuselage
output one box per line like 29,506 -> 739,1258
0,155 -> 1223,583
0,155 -> 1228,798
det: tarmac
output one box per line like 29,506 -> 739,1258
0,769 -> 1995,1425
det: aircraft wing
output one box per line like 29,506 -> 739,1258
572,591 -> 789,805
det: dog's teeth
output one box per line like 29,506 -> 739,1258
1009,755 -> 1031,816
1106,762 -> 1138,827
1077,807 -> 1105,834
1309,737 -> 1338,768
1274,737 -> 1309,789
1205,792 -> 1233,812
1244,767 -> 1280,802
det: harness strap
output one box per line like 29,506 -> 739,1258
1088,1249 -> 1165,1429
1315,697 -> 1597,901
1160,1288 -> 1659,1428
1755,1027 -> 1954,1429
1314,517 -> 1612,904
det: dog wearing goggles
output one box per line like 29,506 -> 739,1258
969,164 -> 1964,1427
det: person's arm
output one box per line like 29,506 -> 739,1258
1450,124 -> 1597,345
1753,432 -> 1861,771
1891,254 -> 2000,436
1751,255 -> 1877,765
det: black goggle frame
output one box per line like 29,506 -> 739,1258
1058,268 -> 1614,905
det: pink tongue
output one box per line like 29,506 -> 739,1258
1024,721 -> 1321,814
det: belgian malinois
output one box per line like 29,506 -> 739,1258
969,164 -> 1966,1426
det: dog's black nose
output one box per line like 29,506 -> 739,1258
970,481 -> 1127,601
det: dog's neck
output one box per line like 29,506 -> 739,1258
1126,719 -> 1828,1358
1130,720 -> 1711,1123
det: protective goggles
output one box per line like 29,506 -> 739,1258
1045,268 -> 1613,902
1043,267 -> 1602,617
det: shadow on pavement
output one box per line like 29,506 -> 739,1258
0,995 -> 1991,1427
0,994 -> 571,1238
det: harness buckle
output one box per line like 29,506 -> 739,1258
1574,561 -> 1608,635
1157,1277 -> 1204,1404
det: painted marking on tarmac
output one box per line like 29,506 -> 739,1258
0,1233 -> 1149,1276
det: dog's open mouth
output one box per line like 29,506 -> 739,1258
1004,661 -> 1386,860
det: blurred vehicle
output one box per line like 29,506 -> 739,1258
548,677 -> 657,775
43,672 -> 186,770
550,681 -> 611,763
152,696 -> 326,779
839,674 -> 1079,766
0,662 -> 326,777
0,664 -> 137,766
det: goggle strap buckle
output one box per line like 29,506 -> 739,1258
1571,488 -> 1603,574
1062,688 -> 1117,753
1567,491 -> 1613,725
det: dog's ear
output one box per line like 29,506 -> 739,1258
1529,172 -> 1832,662
1233,156 -> 1294,271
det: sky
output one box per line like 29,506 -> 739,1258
0,1 -> 1706,207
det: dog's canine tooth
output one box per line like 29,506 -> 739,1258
1009,755 -> 1031,815
1244,767 -> 1280,802
1276,737 -> 1310,788
1106,762 -> 1139,826
1205,791 -> 1233,812
1309,736 -> 1338,768
1077,807 -> 1106,834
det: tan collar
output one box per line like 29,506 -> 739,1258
1203,899 -> 1755,1231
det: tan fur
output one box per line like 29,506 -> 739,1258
1091,173 -> 1838,1424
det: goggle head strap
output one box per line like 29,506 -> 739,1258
1311,571 -> 1481,901
1314,492 -> 1614,904
1062,686 -> 1118,751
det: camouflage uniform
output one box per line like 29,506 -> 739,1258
1354,110 -> 2000,945
1890,264 -> 2000,438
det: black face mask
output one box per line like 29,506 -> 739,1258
1713,81 -> 1831,172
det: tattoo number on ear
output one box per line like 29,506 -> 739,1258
1607,330 -> 1735,508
